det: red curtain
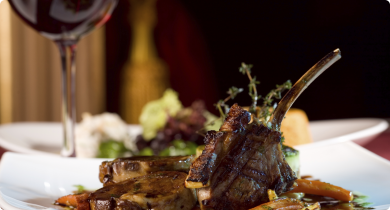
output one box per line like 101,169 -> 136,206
154,0 -> 218,112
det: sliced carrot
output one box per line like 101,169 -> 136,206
56,194 -> 77,207
56,193 -> 90,210
289,179 -> 353,202
249,198 -> 304,210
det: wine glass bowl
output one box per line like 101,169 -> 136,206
8,0 -> 118,157
9,0 -> 117,42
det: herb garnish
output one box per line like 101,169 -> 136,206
258,80 -> 292,124
73,185 -> 85,194
214,86 -> 243,119
134,182 -> 141,191
215,63 -> 292,125
200,62 -> 292,135
239,63 -> 260,114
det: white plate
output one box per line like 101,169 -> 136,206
308,118 -> 389,147
0,141 -> 390,210
0,119 -> 387,156
0,122 -> 142,156
0,154 -> 107,210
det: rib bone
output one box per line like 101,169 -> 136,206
269,49 -> 341,130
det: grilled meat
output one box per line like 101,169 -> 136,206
185,131 -> 227,188
186,104 -> 251,188
90,171 -> 197,210
187,104 -> 297,210
99,156 -> 195,186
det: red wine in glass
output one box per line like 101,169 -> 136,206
8,0 -> 117,42
8,0 -> 118,157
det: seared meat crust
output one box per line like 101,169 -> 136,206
220,104 -> 251,132
90,171 -> 197,210
186,104 -> 251,188
99,156 -> 194,186
186,131 -> 227,186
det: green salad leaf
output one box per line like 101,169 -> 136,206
138,147 -> 154,156
203,110 -> 223,132
159,140 -> 198,156
98,140 -> 130,158
139,89 -> 183,141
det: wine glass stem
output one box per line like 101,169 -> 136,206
56,41 -> 78,157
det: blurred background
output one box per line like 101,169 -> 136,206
0,0 -> 390,124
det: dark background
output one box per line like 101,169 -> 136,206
106,0 -> 390,121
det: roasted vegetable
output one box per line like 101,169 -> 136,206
289,179 -> 353,202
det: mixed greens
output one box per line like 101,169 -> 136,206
96,63 -> 293,158
135,89 -> 217,156
98,140 -> 130,158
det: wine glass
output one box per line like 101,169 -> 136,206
8,0 -> 118,157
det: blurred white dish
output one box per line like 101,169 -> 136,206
1,141 -> 390,210
307,118 -> 388,147
0,118 -> 387,156
0,122 -> 141,156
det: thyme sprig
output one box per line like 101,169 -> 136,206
196,86 -> 243,136
208,62 -> 291,133
214,86 -> 243,119
239,63 -> 260,114
258,80 -> 292,122
214,63 -> 291,124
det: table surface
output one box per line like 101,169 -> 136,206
0,128 -> 389,210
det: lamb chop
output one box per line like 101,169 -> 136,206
89,171 -> 197,210
188,104 -> 295,210
99,155 -> 195,186
186,49 -> 341,210
58,160 -> 197,210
